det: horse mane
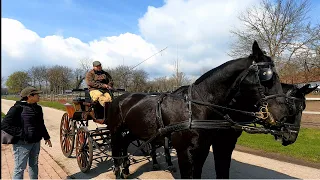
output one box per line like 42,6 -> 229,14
194,58 -> 249,85
172,85 -> 189,94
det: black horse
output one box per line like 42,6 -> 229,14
107,41 -> 301,178
148,83 -> 317,172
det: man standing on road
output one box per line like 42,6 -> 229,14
1,86 -> 52,179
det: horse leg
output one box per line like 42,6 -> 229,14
211,130 -> 241,179
191,146 -> 210,178
121,151 -> 131,179
121,133 -> 135,179
111,131 -> 123,179
175,143 -> 210,178
150,143 -> 160,170
176,148 -> 193,178
164,137 -> 176,172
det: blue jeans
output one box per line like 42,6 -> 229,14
12,140 -> 40,179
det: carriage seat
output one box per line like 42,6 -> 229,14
71,88 -> 108,124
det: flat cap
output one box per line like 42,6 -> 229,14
93,61 -> 101,67
20,86 -> 43,97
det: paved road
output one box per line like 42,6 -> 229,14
303,111 -> 320,115
2,99 -> 320,179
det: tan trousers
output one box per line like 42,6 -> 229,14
89,90 -> 112,107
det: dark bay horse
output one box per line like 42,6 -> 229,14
107,41 -> 300,178
149,83 -> 317,172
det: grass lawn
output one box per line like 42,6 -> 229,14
238,128 -> 320,163
3,96 -> 68,111
1,112 -> 5,118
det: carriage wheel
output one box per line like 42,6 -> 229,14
75,127 -> 93,173
60,113 -> 76,157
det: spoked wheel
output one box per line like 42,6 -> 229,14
60,113 -> 76,157
76,127 -> 93,173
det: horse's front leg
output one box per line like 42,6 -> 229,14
173,131 -> 210,179
176,148 -> 193,178
211,130 -> 241,179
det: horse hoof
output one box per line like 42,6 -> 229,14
121,172 -> 130,179
121,168 -> 130,179
152,164 -> 160,170
167,165 -> 177,172
115,171 -> 121,179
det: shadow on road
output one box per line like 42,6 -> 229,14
67,144 -> 296,179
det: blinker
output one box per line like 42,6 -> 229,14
259,67 -> 273,81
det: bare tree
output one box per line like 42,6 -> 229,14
47,65 -> 73,94
230,0 -> 319,63
107,65 -> 132,90
28,67 -> 37,87
74,58 -> 93,89
28,66 -> 47,90
130,69 -> 148,92
79,58 -> 92,72
171,72 -> 190,88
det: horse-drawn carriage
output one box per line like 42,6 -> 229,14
58,41 -> 317,178
59,88 -> 153,172
59,88 -> 112,172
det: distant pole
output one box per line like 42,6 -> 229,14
176,45 -> 179,87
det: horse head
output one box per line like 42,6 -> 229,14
227,41 -> 285,122
190,40 -> 308,145
223,41 -> 317,146
278,83 -> 318,145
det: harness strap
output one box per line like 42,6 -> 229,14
190,120 -> 233,129
156,93 -> 167,128
190,99 -> 257,117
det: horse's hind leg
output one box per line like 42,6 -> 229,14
121,133 -> 135,178
111,131 -> 123,178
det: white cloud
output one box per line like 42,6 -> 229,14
2,0 -> 258,82
1,18 -> 161,79
138,0 -> 258,74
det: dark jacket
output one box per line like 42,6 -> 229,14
1,101 -> 50,143
85,69 -> 114,91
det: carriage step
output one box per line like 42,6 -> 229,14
95,127 -> 109,131
90,131 -> 110,136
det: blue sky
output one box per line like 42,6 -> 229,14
2,0 -> 164,42
2,0 -> 320,81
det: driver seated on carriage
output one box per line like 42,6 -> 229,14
85,60 -> 114,124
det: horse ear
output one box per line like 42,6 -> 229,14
298,84 -> 318,95
252,40 -> 264,60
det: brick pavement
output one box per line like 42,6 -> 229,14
1,144 -> 68,179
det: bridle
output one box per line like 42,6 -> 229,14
182,61 -> 305,135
